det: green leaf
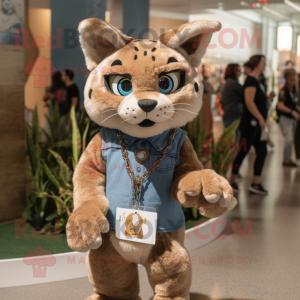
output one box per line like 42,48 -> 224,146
46,194 -> 64,215
63,195 -> 72,208
192,207 -> 198,219
41,159 -> 61,190
48,149 -> 71,185
59,218 -> 67,231
21,193 -> 37,221
32,106 -> 39,146
35,191 -> 48,198
82,121 -> 90,152
46,212 -> 59,221
40,196 -> 48,212
70,106 -> 81,166
26,125 -> 39,175
42,222 -> 54,231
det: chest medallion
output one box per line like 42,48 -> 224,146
134,147 -> 149,164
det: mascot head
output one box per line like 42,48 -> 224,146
79,18 -> 221,138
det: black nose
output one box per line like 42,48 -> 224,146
138,100 -> 158,113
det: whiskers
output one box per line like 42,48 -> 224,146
170,103 -> 197,116
173,103 -> 193,106
167,111 -> 181,115
163,115 -> 174,121
173,108 -> 197,115
167,102 -> 197,117
100,107 -> 120,124
101,113 -> 119,124
102,108 -> 118,113
120,118 -> 134,124
100,103 -> 196,125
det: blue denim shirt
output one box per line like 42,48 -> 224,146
101,127 -> 187,233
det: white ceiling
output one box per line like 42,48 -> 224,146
150,0 -> 300,22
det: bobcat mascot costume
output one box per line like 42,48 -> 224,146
67,18 -> 237,300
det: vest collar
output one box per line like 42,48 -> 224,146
120,129 -> 175,151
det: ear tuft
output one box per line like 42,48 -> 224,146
78,18 -> 133,71
159,20 -> 221,67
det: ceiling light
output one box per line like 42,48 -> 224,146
277,26 -> 293,51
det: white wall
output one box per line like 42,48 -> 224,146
189,10 -> 262,64
189,9 -> 277,80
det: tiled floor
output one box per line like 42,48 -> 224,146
1,123 -> 300,300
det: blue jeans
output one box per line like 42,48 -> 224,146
223,116 -> 241,143
279,115 -> 296,160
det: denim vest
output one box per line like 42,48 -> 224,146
101,127 -> 187,233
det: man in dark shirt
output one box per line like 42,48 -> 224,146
61,69 -> 80,116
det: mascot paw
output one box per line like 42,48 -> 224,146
178,169 -> 237,218
66,202 -> 109,252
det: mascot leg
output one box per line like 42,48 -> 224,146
145,227 -> 191,300
85,231 -> 141,300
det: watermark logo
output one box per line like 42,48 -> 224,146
23,246 -> 56,277
24,56 -> 57,88
16,27 -> 262,51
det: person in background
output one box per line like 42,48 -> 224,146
295,73 -> 300,165
259,72 -> 275,148
277,70 -> 300,167
61,69 -> 80,116
43,71 -> 66,115
221,63 -> 243,142
278,60 -> 296,90
229,55 -> 275,195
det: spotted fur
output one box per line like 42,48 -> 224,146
68,18 -> 237,300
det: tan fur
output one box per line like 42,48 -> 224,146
67,18 -> 237,300
159,20 -> 222,67
84,228 -> 190,300
86,231 -> 141,300
83,40 -> 202,138
79,18 -> 133,70
145,227 -> 191,300
171,137 -> 235,218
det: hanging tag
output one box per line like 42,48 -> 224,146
116,204 -> 157,245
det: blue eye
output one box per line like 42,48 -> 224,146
158,71 -> 180,94
108,75 -> 132,96
118,78 -> 132,96
159,76 -> 173,94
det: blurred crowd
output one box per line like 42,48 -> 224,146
202,56 -> 300,195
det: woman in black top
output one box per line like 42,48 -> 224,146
222,64 -> 243,142
229,55 -> 274,195
295,73 -> 300,163
277,70 -> 300,166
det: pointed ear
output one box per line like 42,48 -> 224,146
78,18 -> 133,71
158,20 -> 221,67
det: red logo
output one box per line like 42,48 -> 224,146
23,247 -> 56,277
24,56 -> 57,88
